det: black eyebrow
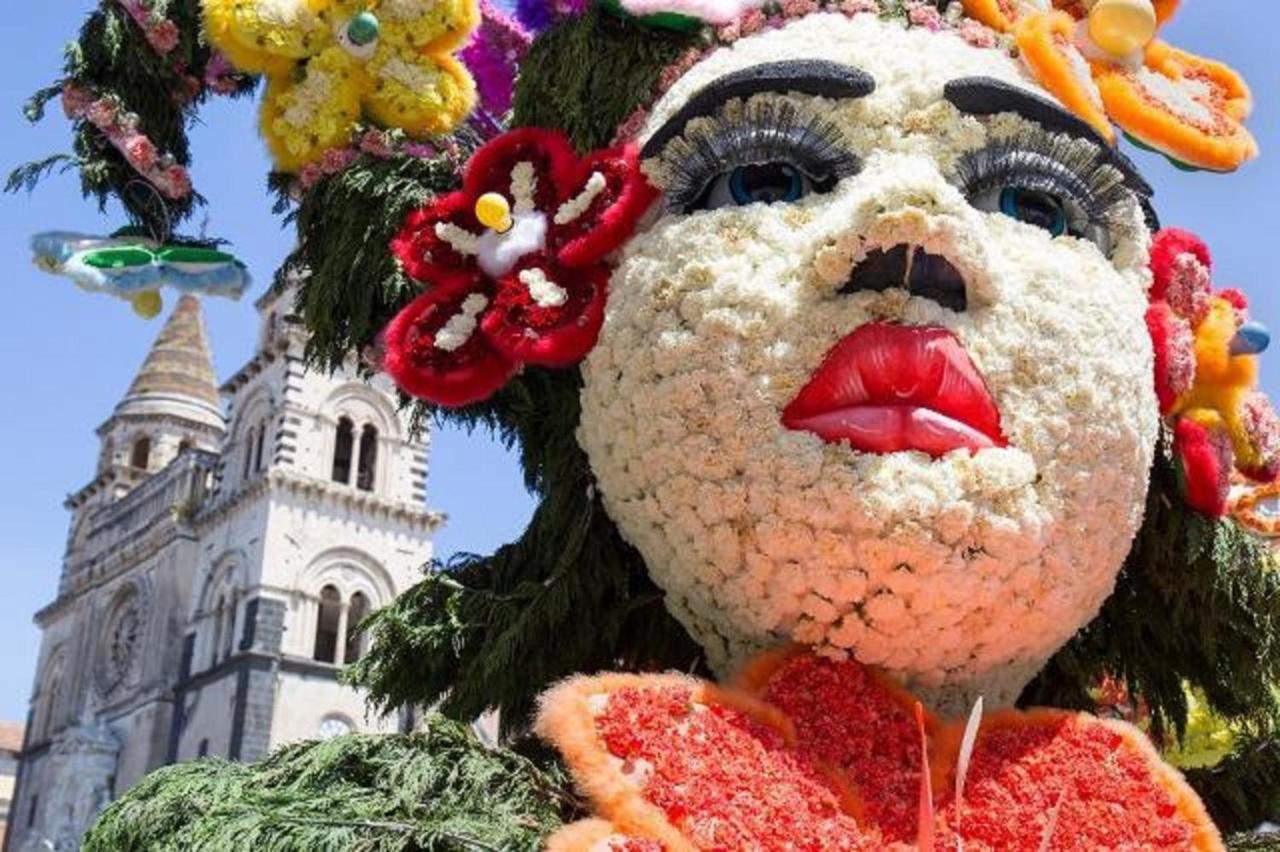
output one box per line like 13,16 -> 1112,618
640,60 -> 875,160
944,76 -> 1153,200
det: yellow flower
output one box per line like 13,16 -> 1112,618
203,0 -> 477,171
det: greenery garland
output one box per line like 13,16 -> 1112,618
82,715 -> 578,851
9,0 -> 253,236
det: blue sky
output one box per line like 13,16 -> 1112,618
0,1 -> 1276,723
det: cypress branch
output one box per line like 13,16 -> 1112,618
83,716 -> 575,851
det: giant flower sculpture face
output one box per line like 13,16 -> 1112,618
203,0 -> 477,171
576,14 -> 1162,712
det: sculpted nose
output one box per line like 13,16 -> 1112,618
839,243 -> 968,312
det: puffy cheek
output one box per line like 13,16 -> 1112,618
579,192 -> 1159,692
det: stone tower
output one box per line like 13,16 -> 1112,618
7,288 -> 439,852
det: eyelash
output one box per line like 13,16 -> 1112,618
952,129 -> 1132,250
652,97 -> 860,212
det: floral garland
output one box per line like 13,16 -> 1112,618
611,0 -> 1005,143
114,0 -> 181,54
61,85 -> 192,201
288,128 -> 468,198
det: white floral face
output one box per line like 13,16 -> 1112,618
577,14 -> 1159,712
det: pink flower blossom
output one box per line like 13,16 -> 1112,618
160,164 -> 192,199
907,1 -> 945,31
957,19 -> 998,48
738,9 -> 766,36
86,99 -> 119,128
781,0 -> 819,18
61,86 -> 94,120
359,130 -> 395,158
124,135 -> 159,171
838,0 -> 878,13
321,147 -> 358,174
148,19 -> 180,54
1164,253 -> 1213,326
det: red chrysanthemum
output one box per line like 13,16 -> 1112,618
384,128 -> 657,407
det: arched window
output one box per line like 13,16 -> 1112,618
332,418 -> 354,484
356,425 -> 378,492
241,427 -> 255,480
211,595 -> 226,666
314,585 -> 342,663
178,438 -> 193,453
220,596 -> 237,661
345,592 -> 369,663
253,421 -> 267,472
130,436 -> 151,470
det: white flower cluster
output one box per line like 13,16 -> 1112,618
578,15 -> 1158,714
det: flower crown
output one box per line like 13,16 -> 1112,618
605,0 -> 1256,172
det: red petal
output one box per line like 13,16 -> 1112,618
552,143 -> 657,269
481,259 -> 608,367
933,711 -> 1220,850
382,285 -> 517,408
391,192 -> 482,288
1149,228 -> 1212,303
1145,303 -> 1196,414
463,127 -> 578,210
1173,417 -> 1232,516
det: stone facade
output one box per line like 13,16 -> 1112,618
7,289 -> 440,852
0,723 -> 22,849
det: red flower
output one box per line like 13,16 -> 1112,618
1146,228 -> 1280,515
385,128 -> 656,407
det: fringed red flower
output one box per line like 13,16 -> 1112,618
384,128 -> 656,407
1146,228 -> 1279,515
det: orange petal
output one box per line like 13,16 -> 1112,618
1015,11 -> 1116,143
1153,0 -> 1180,26
1145,40 -> 1253,120
535,672 -> 878,850
933,710 -> 1223,851
961,0 -> 1022,32
1095,47 -> 1258,171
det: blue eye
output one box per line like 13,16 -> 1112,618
703,162 -> 812,209
998,186 -> 1068,236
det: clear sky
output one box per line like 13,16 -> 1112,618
0,1 -> 1276,723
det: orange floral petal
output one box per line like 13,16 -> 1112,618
961,0 -> 1022,32
1154,0 -> 1180,26
1095,50 -> 1258,171
934,711 -> 1223,851
1145,40 -> 1253,121
1015,11 -> 1116,143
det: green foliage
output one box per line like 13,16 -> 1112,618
10,1 -> 253,236
512,5 -> 698,152
1228,833 -> 1280,852
347,368 -> 706,737
1188,733 -> 1280,836
83,716 -> 577,851
282,149 -> 473,373
1026,436 -> 1280,830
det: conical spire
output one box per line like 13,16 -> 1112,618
114,295 -> 224,430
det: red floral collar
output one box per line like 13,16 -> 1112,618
537,651 -> 1221,851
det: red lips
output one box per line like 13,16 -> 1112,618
782,323 -> 1007,457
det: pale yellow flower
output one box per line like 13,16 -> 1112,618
203,0 -> 477,171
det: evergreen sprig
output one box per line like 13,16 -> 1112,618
83,716 -> 576,851
9,0 -> 254,236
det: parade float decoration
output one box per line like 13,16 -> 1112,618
30,230 -> 250,317
11,0 -> 1280,849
